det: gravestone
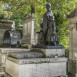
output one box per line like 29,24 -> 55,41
0,20 -> 15,45
67,8 -> 77,77
22,14 -> 35,46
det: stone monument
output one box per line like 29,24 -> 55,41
37,3 -> 59,47
67,8 -> 77,77
22,14 -> 35,46
5,3 -> 68,77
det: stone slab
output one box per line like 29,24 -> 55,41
41,48 -> 65,57
8,51 -> 44,59
0,48 -> 30,53
5,58 -> 68,77
0,48 -> 30,64
7,56 -> 68,64
32,48 -> 65,58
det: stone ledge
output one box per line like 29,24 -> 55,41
8,51 -> 44,59
41,48 -> 65,57
32,48 -> 65,57
0,48 -> 30,53
47,45 -> 64,49
7,57 -> 68,64
7,48 -> 65,59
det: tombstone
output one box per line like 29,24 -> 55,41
67,8 -> 77,77
0,20 -> 15,45
22,14 -> 35,46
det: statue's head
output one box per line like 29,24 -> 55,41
46,3 -> 51,10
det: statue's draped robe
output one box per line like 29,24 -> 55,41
43,10 -> 55,43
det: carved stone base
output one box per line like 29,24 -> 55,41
5,57 -> 68,77
5,47 -> 68,77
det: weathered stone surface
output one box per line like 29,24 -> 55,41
68,60 -> 76,76
5,57 -> 67,77
0,29 -> 6,45
8,51 -> 44,59
68,7 -> 77,76
8,48 -> 65,59
0,48 -> 30,64
0,20 -> 15,45
22,14 -> 35,45
41,48 -> 65,58
7,56 -> 68,64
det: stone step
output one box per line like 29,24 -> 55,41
8,51 -> 44,59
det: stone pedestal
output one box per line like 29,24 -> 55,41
67,8 -> 77,76
5,57 -> 67,77
32,46 -> 65,58
5,47 -> 68,77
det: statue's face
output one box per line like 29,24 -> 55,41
46,4 -> 51,10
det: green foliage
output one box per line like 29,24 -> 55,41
0,0 -> 77,50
